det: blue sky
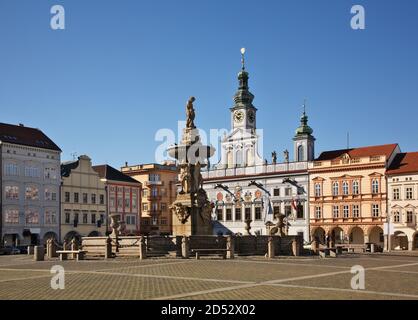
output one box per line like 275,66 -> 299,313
0,0 -> 417,168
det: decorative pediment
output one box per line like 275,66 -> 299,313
224,128 -> 257,142
391,204 -> 403,209
312,177 -> 325,182
369,172 -> 383,177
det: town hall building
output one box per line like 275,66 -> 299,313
202,52 -> 315,241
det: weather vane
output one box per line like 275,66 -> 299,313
241,47 -> 246,70
303,98 -> 307,114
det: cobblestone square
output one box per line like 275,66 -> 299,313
0,253 -> 417,300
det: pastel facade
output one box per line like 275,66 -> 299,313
121,163 -> 177,235
309,144 -> 400,248
387,152 -> 418,251
61,155 -> 107,242
93,165 -> 142,236
1,123 -> 61,246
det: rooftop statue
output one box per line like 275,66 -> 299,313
186,96 -> 196,129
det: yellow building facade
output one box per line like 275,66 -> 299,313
61,155 -> 107,242
121,163 -> 178,235
309,144 -> 400,248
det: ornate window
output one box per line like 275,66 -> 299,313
407,211 -> 414,223
126,215 -> 136,225
315,206 -> 322,219
343,205 -> 350,218
132,193 -> 137,209
255,207 -> 262,220
314,183 -> 321,197
297,145 -> 304,161
245,207 -> 251,220
333,206 -> 339,218
372,204 -> 380,217
332,182 -> 339,196
65,211 -> 71,224
352,180 -> 359,195
235,208 -> 242,221
24,167 -> 40,178
342,181 -> 349,195
352,205 -> 360,218
393,188 -> 400,200
236,150 -> 243,167
45,210 -> 57,225
5,163 -> 19,176
226,208 -> 232,221
45,188 -> 56,201
372,179 -> 379,194
44,167 -> 57,180
406,187 -> 413,200
393,211 -> 400,223
217,209 -> 223,221
296,204 -> 304,219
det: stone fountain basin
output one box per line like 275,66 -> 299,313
167,144 -> 215,164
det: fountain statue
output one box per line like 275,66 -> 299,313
167,97 -> 216,236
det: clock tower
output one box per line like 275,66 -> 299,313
230,48 -> 257,131
217,48 -> 263,169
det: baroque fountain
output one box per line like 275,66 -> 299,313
167,97 -> 215,236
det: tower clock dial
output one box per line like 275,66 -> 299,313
234,111 -> 244,123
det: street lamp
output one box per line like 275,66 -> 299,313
100,179 -> 109,235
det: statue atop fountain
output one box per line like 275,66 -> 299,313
168,97 -> 215,236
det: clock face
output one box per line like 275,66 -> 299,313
248,111 -> 255,123
234,111 -> 244,123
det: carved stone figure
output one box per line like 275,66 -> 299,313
284,149 -> 289,163
193,163 -> 203,191
186,97 -> 196,129
171,203 -> 190,224
179,165 -> 191,194
244,219 -> 252,235
272,151 -> 277,164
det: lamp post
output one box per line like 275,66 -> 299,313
387,212 -> 392,252
100,179 -> 109,235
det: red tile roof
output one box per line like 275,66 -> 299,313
316,143 -> 398,161
0,122 -> 61,151
387,152 -> 418,175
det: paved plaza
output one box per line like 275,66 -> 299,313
0,253 -> 417,300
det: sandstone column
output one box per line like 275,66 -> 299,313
292,239 -> 300,256
181,236 -> 190,259
34,245 -> 44,261
226,235 -> 235,259
105,237 -> 112,259
267,237 -> 275,259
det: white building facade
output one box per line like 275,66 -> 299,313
1,123 -> 61,246
202,57 -> 315,242
387,152 -> 418,251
